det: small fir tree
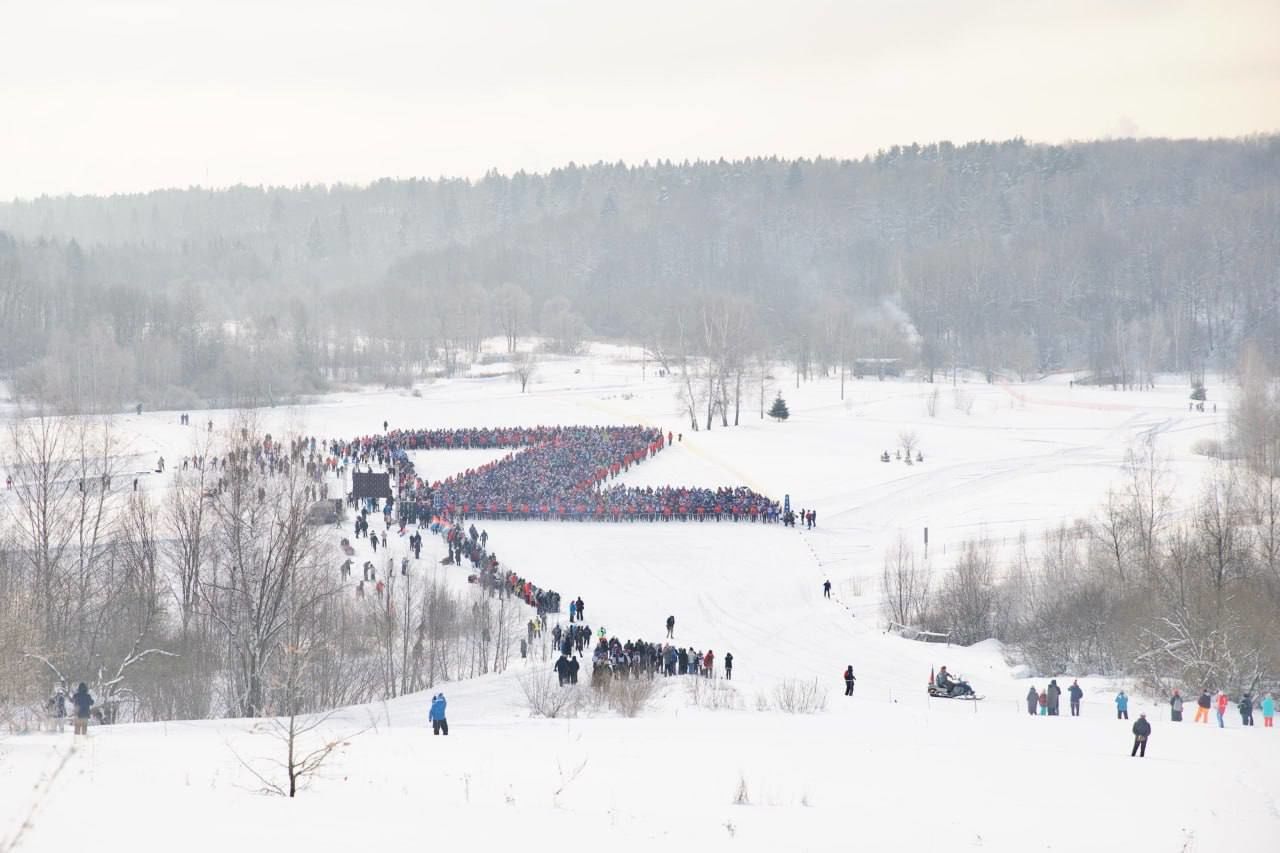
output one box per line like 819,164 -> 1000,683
768,393 -> 790,421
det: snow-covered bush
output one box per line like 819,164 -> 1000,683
605,677 -> 660,718
518,672 -> 581,719
688,677 -> 743,711
771,678 -> 828,714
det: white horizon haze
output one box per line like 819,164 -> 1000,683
2,0 -> 1278,200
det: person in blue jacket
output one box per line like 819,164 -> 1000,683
429,693 -> 449,736
1115,690 -> 1129,720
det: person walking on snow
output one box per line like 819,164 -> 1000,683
1068,680 -> 1084,716
1195,690 -> 1211,723
1262,694 -> 1275,728
429,693 -> 448,736
823,579 -> 831,598
71,682 -> 94,736
666,615 -> 675,639
1116,690 -> 1129,720
1130,714 -> 1151,757
1215,690 -> 1229,728
844,666 -> 856,696
1026,686 -> 1039,715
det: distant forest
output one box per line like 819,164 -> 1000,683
1,136 -> 1277,412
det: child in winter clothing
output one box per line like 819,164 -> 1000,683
1262,694 -> 1275,727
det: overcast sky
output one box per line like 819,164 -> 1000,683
2,0 -> 1277,200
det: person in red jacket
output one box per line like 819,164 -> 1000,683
1215,690 -> 1229,728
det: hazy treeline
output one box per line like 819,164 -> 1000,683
1,136 -> 1278,412
885,374 -> 1280,693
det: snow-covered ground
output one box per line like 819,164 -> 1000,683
2,347 -> 1275,852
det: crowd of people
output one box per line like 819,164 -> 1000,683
577,635 -> 731,683
440,521 -> 564,617
329,425 -> 782,524
1018,681 -> 1277,729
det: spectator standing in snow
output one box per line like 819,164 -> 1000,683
844,666 -> 856,696
1116,691 -> 1129,720
1038,689 -> 1049,716
1047,680 -> 1062,716
429,693 -> 448,736
1238,693 -> 1254,727
1215,690 -> 1229,728
554,655 -> 572,686
1130,714 -> 1151,758
1195,690 -> 1212,723
666,615 -> 675,638
71,683 -> 94,736
1068,680 -> 1084,716
1026,686 -> 1039,715
724,652 -> 733,680
1170,689 -> 1184,722
1262,694 -> 1275,728
823,579 -> 831,598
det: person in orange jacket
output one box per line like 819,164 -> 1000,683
1215,690 -> 1229,728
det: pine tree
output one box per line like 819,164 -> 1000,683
768,393 -> 790,421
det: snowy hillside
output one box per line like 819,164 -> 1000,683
2,347 -> 1276,853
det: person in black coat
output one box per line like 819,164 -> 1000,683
1026,686 -> 1039,715
71,683 -> 94,736
1238,693 -> 1255,726
1047,680 -> 1062,716
724,652 -> 734,680
1068,680 -> 1084,716
843,665 -> 856,696
1131,714 -> 1151,757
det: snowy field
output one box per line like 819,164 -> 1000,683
2,345 -> 1276,852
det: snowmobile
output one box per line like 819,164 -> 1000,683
927,678 -> 982,700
